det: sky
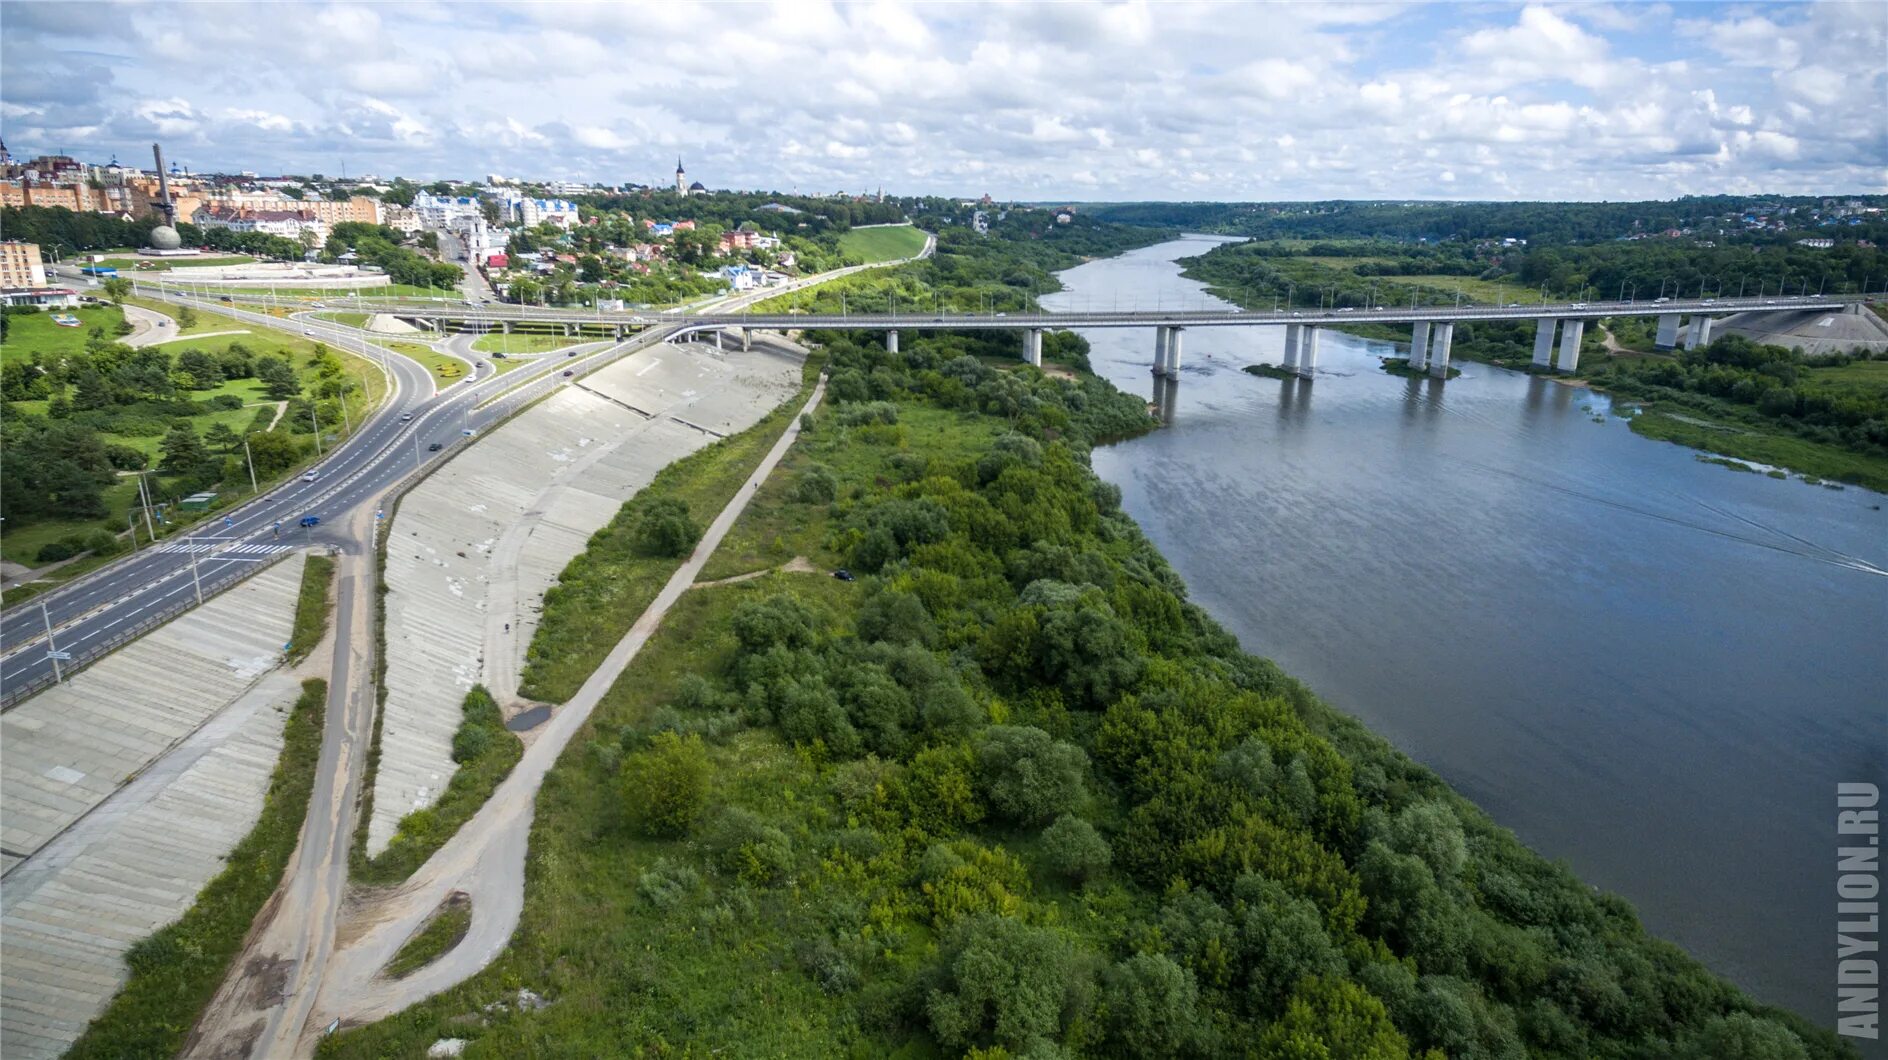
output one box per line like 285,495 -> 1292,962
3,1 -> 1884,201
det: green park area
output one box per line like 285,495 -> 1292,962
838,223 -> 929,264
94,254 -> 257,272
383,341 -> 470,388
1,301 -> 388,586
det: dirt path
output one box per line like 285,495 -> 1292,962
248,401 -> 289,432
298,376 -> 827,1050
691,555 -> 818,589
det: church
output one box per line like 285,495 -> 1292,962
674,158 -> 708,197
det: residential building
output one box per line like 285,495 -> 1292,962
0,180 -> 113,213
517,197 -> 580,229
720,264 -> 760,291
719,229 -> 761,254
192,205 -> 331,244
1796,237 -> 1835,249
382,205 -> 423,234
412,191 -> 485,228
0,240 -> 47,288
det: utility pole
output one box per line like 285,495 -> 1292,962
243,436 -> 259,493
188,537 -> 203,605
137,471 -> 158,540
41,602 -> 64,683
311,403 -> 323,456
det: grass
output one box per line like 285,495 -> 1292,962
1628,408 -> 1888,492
65,678 -> 327,1060
838,224 -> 929,264
700,403 -> 1000,582
386,894 -> 474,979
314,311 -> 371,328
473,332 -> 580,355
1378,357 -> 1461,380
122,295 -> 252,338
143,282 -> 447,301
517,355 -> 823,703
287,554 -> 336,663
354,686 -> 521,886
96,255 -> 257,271
0,304 -> 126,364
384,341 -> 468,389
486,353 -> 534,376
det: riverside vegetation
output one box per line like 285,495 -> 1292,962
321,328 -> 1849,1059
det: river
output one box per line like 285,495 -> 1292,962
1046,235 -> 1888,1027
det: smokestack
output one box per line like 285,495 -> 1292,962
152,142 -> 175,224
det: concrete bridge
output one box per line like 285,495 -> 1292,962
165,287 -> 1873,380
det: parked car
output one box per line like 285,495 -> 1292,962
832,569 -> 855,582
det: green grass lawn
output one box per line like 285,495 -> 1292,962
384,341 -> 469,388
313,311 -> 372,328
471,332 -> 579,355
1628,408 -> 1888,492
122,296 -> 253,338
838,224 -> 928,264
1378,274 -> 1528,305
486,354 -> 534,376
1,305 -> 126,364
386,896 -> 474,979
95,255 -> 257,272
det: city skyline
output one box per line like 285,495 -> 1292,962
4,1 -> 1884,201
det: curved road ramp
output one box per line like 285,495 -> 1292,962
369,338 -> 803,855
0,554 -> 310,1060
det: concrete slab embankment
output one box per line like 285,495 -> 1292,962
0,554 -> 307,870
0,553 -> 309,1060
369,341 -> 803,855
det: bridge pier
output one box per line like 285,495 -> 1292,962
1655,313 -> 1681,349
885,329 -> 898,354
501,320 -> 511,335
1408,321 -> 1430,371
743,328 -> 752,352
1164,327 -> 1184,378
1532,318 -> 1557,368
1283,323 -> 1302,373
1298,326 -> 1320,378
713,329 -> 723,351
1684,315 -> 1713,350
1428,322 -> 1455,378
1556,319 -> 1585,373
1025,329 -> 1044,367
1153,326 -> 1170,374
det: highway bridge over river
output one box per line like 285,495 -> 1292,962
174,288 -> 1872,380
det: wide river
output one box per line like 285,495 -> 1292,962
1046,235 -> 1887,1027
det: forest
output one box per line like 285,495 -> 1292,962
321,326 -> 1852,1060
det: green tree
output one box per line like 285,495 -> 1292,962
244,430 -> 302,476
924,914 -> 1087,1054
975,725 -> 1089,825
1100,953 -> 1207,1057
256,356 -> 300,400
630,497 -> 700,557
1258,976 -> 1414,1059
101,277 -> 131,303
158,422 -> 209,474
203,422 -> 242,455
619,731 -> 710,838
1041,814 -> 1111,883
176,305 -> 198,329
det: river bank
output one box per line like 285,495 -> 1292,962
1051,235 -> 1888,1028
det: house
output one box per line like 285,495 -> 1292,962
672,220 -> 697,232
719,229 -> 761,253
483,252 -> 509,269
720,264 -> 759,291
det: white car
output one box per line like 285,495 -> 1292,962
301,471 -> 319,483
302,328 -> 314,336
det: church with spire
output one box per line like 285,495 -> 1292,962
675,157 -> 708,197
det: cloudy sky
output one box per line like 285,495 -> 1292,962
4,1 -> 1883,201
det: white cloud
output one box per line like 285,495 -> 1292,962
0,0 -> 1881,200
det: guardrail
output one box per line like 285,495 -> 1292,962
1,546 -> 301,711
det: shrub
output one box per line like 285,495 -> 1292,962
36,541 -> 79,563
630,497 -> 700,558
1099,953 -> 1207,1057
1040,814 -> 1111,883
924,913 -> 1088,1054
619,731 -> 711,838
705,807 -> 795,884
635,858 -> 702,911
975,725 -> 1089,826
790,463 -> 838,503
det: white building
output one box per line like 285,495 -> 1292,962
542,180 -> 592,197
381,205 -> 423,235
517,197 -> 580,229
462,218 -> 509,256
192,206 -> 331,244
412,191 -> 485,228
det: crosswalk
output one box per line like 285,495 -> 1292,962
150,541 -> 293,556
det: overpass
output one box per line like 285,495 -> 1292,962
151,286 -> 1870,379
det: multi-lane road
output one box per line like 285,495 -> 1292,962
0,287 -> 653,703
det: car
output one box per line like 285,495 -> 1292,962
310,301 -> 326,308
562,369 -> 575,377
1290,311 -> 1301,317
1338,307 -> 1355,313
566,350 -> 576,357
399,411 -> 414,422
301,470 -> 319,483
491,351 -> 507,359
1701,298 -> 1716,305
302,328 -> 314,335
995,311 -> 1008,317
219,295 -> 233,302
298,515 -> 321,528
832,569 -> 855,582
428,442 -> 444,452
1653,297 -> 1670,304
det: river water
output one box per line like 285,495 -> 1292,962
1046,235 -> 1888,1026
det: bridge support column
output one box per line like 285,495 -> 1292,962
1299,327 -> 1320,378
1531,318 -> 1558,368
1688,315 -> 1713,349
714,329 -> 723,351
1556,319 -> 1585,373
1408,321 -> 1430,371
1165,327 -> 1184,378
742,328 -> 752,351
1025,329 -> 1044,367
1283,323 -> 1302,372
1153,327 -> 1170,374
501,320 -> 511,335
1655,313 -> 1680,349
1428,322 -> 1455,378
885,329 -> 899,354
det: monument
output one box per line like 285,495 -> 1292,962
139,143 -> 200,257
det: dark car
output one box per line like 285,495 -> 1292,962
427,442 -> 444,452
566,350 -> 576,357
562,369 -> 574,377
832,569 -> 855,582
219,295 -> 233,302
492,351 -> 507,359
298,515 -> 321,528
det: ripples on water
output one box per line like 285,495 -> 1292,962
1047,236 -> 1888,1024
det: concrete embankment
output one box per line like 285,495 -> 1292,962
368,339 -> 803,855
0,553 -> 310,1060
